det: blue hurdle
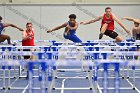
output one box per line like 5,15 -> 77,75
0,40 -> 140,93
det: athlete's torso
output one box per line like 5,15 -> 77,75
101,13 -> 114,31
22,30 -> 34,46
0,22 -> 4,35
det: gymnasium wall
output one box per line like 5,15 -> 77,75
0,4 -> 140,45
1,0 -> 140,4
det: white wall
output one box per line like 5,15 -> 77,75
1,0 -> 140,4
0,4 -> 140,45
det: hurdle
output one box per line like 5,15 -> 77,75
0,40 -> 53,91
80,40 -> 140,93
0,57 -> 138,93
12,40 -> 54,79
45,42 -> 136,92
0,40 -> 140,93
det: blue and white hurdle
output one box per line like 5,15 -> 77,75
0,40 -> 140,93
0,40 -> 54,90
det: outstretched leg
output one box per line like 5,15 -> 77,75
0,34 -> 11,44
99,23 -> 108,39
67,35 -> 82,43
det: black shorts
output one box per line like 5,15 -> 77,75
23,49 -> 31,59
104,30 -> 118,39
136,34 -> 140,40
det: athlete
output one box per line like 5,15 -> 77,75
80,7 -> 130,42
0,16 -> 23,44
22,22 -> 35,60
122,17 -> 140,40
122,17 -> 140,60
47,14 -> 82,43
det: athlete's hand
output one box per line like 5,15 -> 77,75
19,28 -> 24,31
47,30 -> 52,33
122,17 -> 129,20
66,25 -> 70,28
29,34 -> 33,37
126,30 -> 131,35
28,36 -> 32,39
80,22 -> 86,25
66,25 -> 71,30
121,17 -> 126,20
28,35 -> 32,39
28,34 -> 34,39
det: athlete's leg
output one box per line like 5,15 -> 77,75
0,34 -> 11,44
99,23 -> 108,39
100,23 -> 108,33
30,48 -> 35,60
115,36 -> 123,42
68,35 -> 82,43
104,30 -> 123,42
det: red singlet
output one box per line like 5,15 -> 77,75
22,30 -> 35,46
101,13 -> 114,31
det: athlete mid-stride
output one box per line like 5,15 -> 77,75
80,7 -> 130,42
47,14 -> 82,43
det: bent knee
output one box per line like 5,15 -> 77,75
115,36 -> 123,42
6,35 -> 10,39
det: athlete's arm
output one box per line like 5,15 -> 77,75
133,19 -> 140,24
3,23 -> 24,31
80,16 -> 103,25
47,23 -> 67,33
122,17 -> 140,24
113,15 -> 130,34
69,23 -> 78,30
22,31 -> 33,40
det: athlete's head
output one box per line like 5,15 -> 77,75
69,14 -> 76,27
134,22 -> 139,27
26,22 -> 33,31
0,16 -> 2,22
105,7 -> 112,16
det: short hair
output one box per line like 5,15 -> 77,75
69,14 -> 76,19
134,22 -> 139,24
134,22 -> 139,26
105,7 -> 112,11
26,22 -> 32,26
0,16 -> 2,20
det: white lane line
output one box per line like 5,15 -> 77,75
61,78 -> 67,93
22,84 -> 29,93
126,79 -> 140,93
97,82 -> 102,93
4,71 -> 26,92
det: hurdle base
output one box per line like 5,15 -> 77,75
53,88 -> 55,90
55,76 -> 58,79
3,87 -> 6,90
90,88 -> 92,90
127,77 -> 129,79
122,77 -> 125,79
133,87 -> 135,90
57,70 -> 65,72
8,87 -> 11,90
